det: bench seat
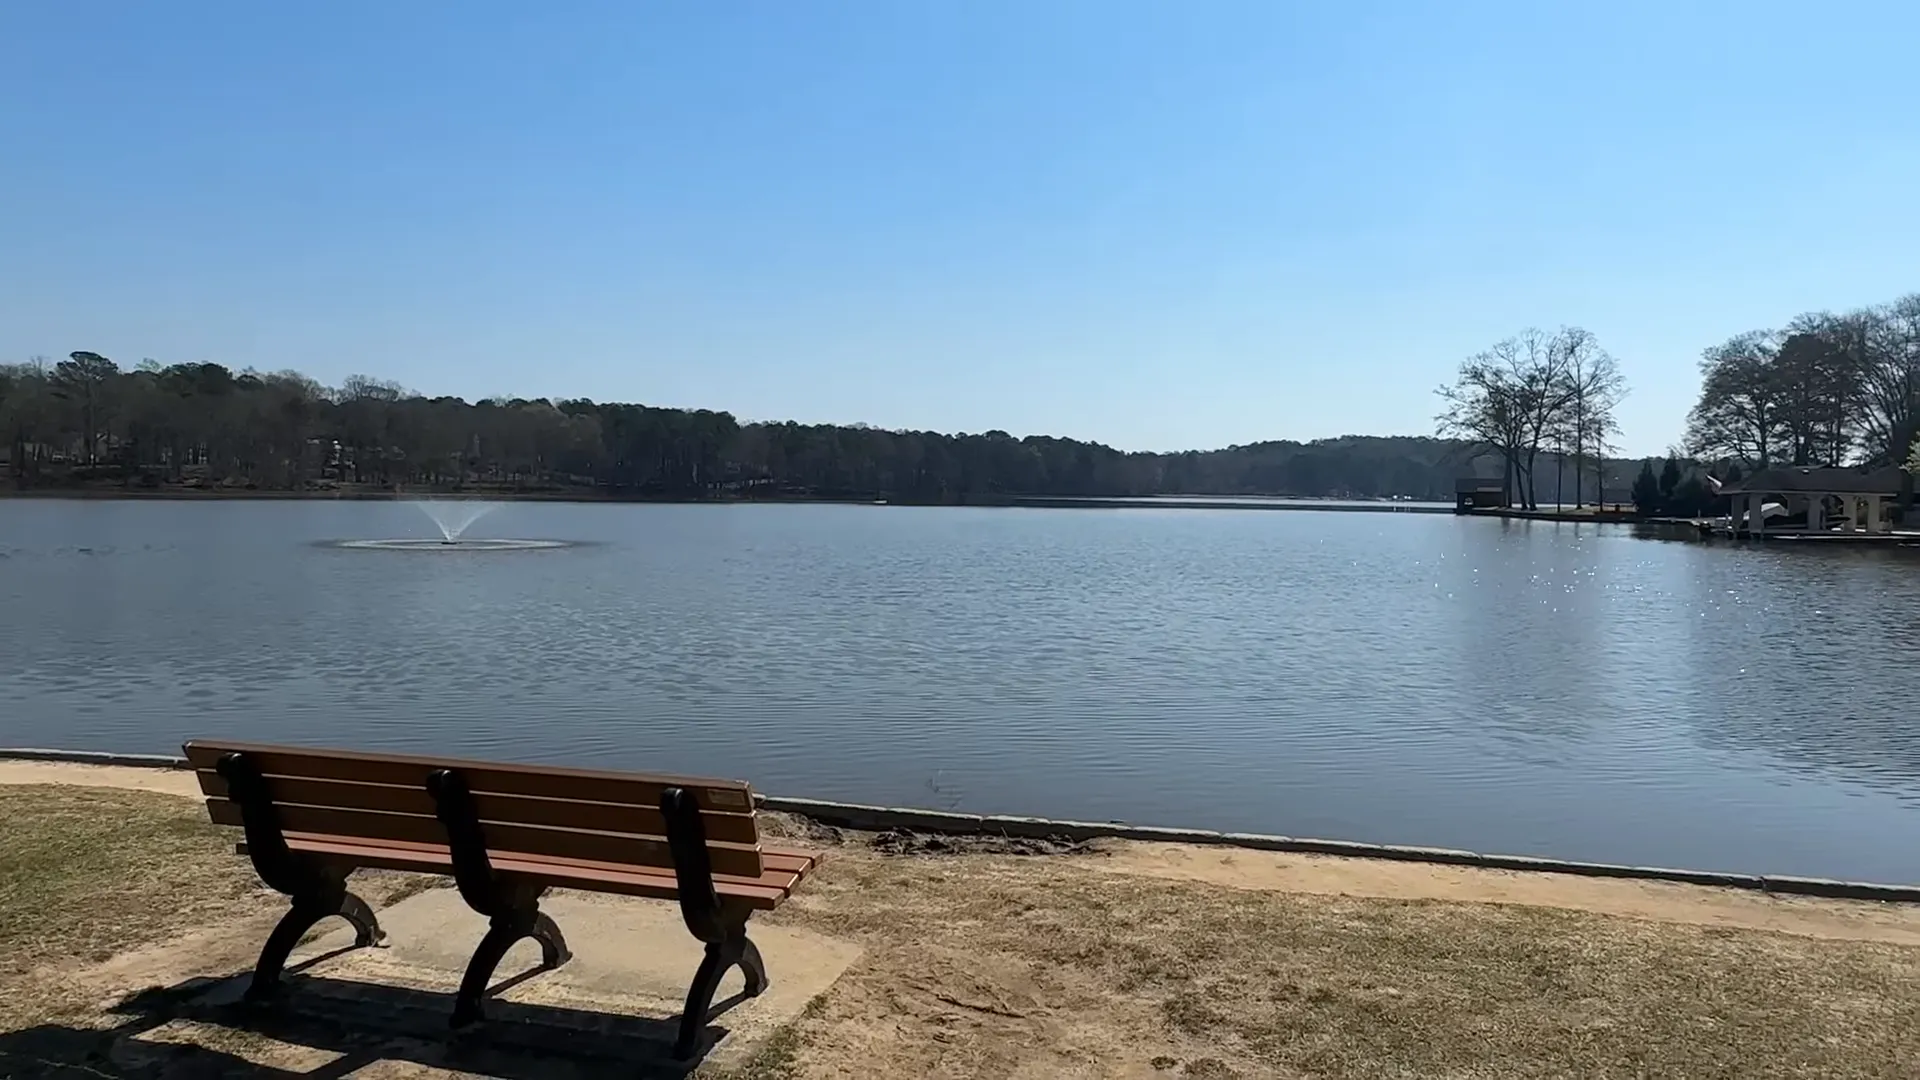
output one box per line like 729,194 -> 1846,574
240,834 -> 820,909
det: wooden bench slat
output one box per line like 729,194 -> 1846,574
754,852 -> 817,876
486,845 -> 817,888
762,844 -> 827,864
247,834 -> 819,891
206,799 -> 766,879
183,741 -> 756,812
196,771 -> 761,846
279,837 -> 790,908
262,836 -> 795,910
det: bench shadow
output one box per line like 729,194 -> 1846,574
0,962 -> 753,1079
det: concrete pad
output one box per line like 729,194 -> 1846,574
188,888 -> 860,1075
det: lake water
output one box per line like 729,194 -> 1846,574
4,498 -> 1919,883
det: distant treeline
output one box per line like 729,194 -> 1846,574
1,353 -> 1529,500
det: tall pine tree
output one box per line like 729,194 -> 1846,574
1631,460 -> 1663,515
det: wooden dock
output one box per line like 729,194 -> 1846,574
1013,497 -> 1454,513
1641,517 -> 1920,545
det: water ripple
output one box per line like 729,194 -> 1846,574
2,502 -> 1920,881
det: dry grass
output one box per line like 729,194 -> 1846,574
764,843 -> 1920,1079
694,998 -> 830,1080
0,785 -> 266,988
0,784 -> 437,1034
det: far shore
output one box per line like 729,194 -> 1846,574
0,484 -> 872,504
0,485 -> 1443,510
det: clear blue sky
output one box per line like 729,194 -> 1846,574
5,2 -> 1917,456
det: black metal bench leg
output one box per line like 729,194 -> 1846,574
220,750 -> 388,1002
451,908 -> 573,1028
337,890 -> 389,948
247,886 -> 387,1001
531,910 -> 572,968
661,786 -> 777,1060
675,940 -> 730,1059
673,921 -> 766,1059
452,916 -> 520,1028
737,933 -> 767,997
430,768 -> 574,1030
248,899 -> 326,1002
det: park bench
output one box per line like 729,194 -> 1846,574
184,739 -> 821,1059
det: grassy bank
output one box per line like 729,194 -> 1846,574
0,785 -> 268,1028
4,778 -> 1920,1077
772,821 -> 1920,1078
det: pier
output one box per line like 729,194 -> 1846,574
1013,496 -> 1455,512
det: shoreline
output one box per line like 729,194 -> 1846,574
1464,506 -> 1644,524
1013,496 -> 1454,513
6,746 -> 1913,904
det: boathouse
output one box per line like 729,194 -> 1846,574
1454,476 -> 1508,512
1715,466 -> 1908,537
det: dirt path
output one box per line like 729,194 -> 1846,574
0,758 -> 203,798
1093,839 -> 1920,945
11,757 -> 1920,946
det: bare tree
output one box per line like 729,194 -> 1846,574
1508,330 -> 1578,510
1853,296 -> 1920,466
1774,312 -> 1864,466
1546,420 -> 1571,508
1584,412 -> 1621,506
1437,354 -> 1528,506
1552,327 -> 1625,507
1491,335 -> 1545,507
1437,328 -> 1603,510
1686,311 -> 1872,472
1686,331 -> 1784,468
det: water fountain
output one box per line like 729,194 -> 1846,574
334,499 -> 569,551
417,499 -> 502,543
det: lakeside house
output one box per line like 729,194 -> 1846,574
1715,466 -> 1908,537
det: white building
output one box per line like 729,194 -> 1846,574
1716,466 -> 1909,537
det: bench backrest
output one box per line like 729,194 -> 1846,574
185,741 -> 766,879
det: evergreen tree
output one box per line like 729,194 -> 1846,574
1670,476 -> 1710,516
1631,460 -> 1662,514
1659,455 -> 1681,502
